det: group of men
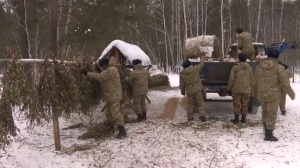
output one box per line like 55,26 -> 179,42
179,28 -> 296,142
81,28 -> 295,142
81,57 -> 150,139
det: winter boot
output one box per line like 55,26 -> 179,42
117,126 -> 127,139
263,122 -> 266,134
137,114 -> 144,122
281,111 -> 287,115
142,111 -> 147,120
230,115 -> 239,124
241,114 -> 246,124
264,129 -> 278,142
199,116 -> 207,122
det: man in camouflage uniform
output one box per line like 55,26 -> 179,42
227,53 -> 253,124
279,64 -> 294,115
252,49 -> 295,141
81,57 -> 127,139
125,59 -> 150,122
180,55 -> 206,122
236,28 -> 255,61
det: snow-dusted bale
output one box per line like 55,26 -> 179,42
183,35 -> 221,59
99,40 -> 151,66
149,74 -> 170,88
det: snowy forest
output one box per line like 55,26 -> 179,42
0,0 -> 300,71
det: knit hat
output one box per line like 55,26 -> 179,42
238,53 -> 247,62
132,59 -> 142,65
236,28 -> 244,35
98,57 -> 110,67
267,49 -> 280,59
182,60 -> 191,69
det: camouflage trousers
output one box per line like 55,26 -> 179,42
279,93 -> 287,112
244,51 -> 255,62
187,92 -> 205,120
105,101 -> 124,126
232,94 -> 250,115
133,94 -> 147,115
261,101 -> 279,130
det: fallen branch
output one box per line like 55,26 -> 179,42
62,123 -> 83,130
258,152 -> 285,157
209,153 -> 217,168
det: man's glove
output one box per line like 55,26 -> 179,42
81,69 -> 88,76
227,91 -> 232,95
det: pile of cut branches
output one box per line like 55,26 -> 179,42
0,53 -> 102,149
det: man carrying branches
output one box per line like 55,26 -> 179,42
81,57 -> 127,139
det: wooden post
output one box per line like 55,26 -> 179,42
51,63 -> 61,151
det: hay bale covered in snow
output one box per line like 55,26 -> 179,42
183,35 -> 221,59
149,74 -> 170,88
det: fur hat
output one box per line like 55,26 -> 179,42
267,49 -> 280,59
132,59 -> 142,65
238,53 -> 247,62
98,57 -> 110,67
236,28 -> 244,34
182,60 -> 191,69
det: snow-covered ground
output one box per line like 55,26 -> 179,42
1,74 -> 300,168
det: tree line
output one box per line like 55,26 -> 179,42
0,0 -> 300,72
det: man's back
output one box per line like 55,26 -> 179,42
180,56 -> 205,95
87,57 -> 122,102
238,32 -> 255,61
228,62 -> 253,94
254,58 -> 292,102
129,64 -> 150,95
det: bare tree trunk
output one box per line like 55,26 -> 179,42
35,8 -> 40,59
57,0 -> 62,44
279,0 -> 284,41
204,0 -> 208,35
271,0 -> 274,42
201,0 -> 204,35
228,0 -> 232,46
154,12 -> 161,67
62,0 -> 73,54
183,0 -> 188,38
133,3 -> 139,46
220,0 -> 224,57
24,0 -> 31,58
255,0 -> 262,42
161,1 -> 169,72
171,0 -> 175,69
196,0 -> 199,36
51,0 -> 58,56
16,0 -> 29,58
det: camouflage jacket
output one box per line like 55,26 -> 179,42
125,64 -> 150,96
252,58 -> 295,102
237,32 -> 255,55
286,70 -> 293,79
281,70 -> 294,94
87,57 -> 122,102
180,56 -> 205,95
228,62 -> 253,94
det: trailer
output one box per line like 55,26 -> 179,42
195,42 -> 297,113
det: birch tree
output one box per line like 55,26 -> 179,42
220,0 -> 224,57
255,0 -> 262,42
